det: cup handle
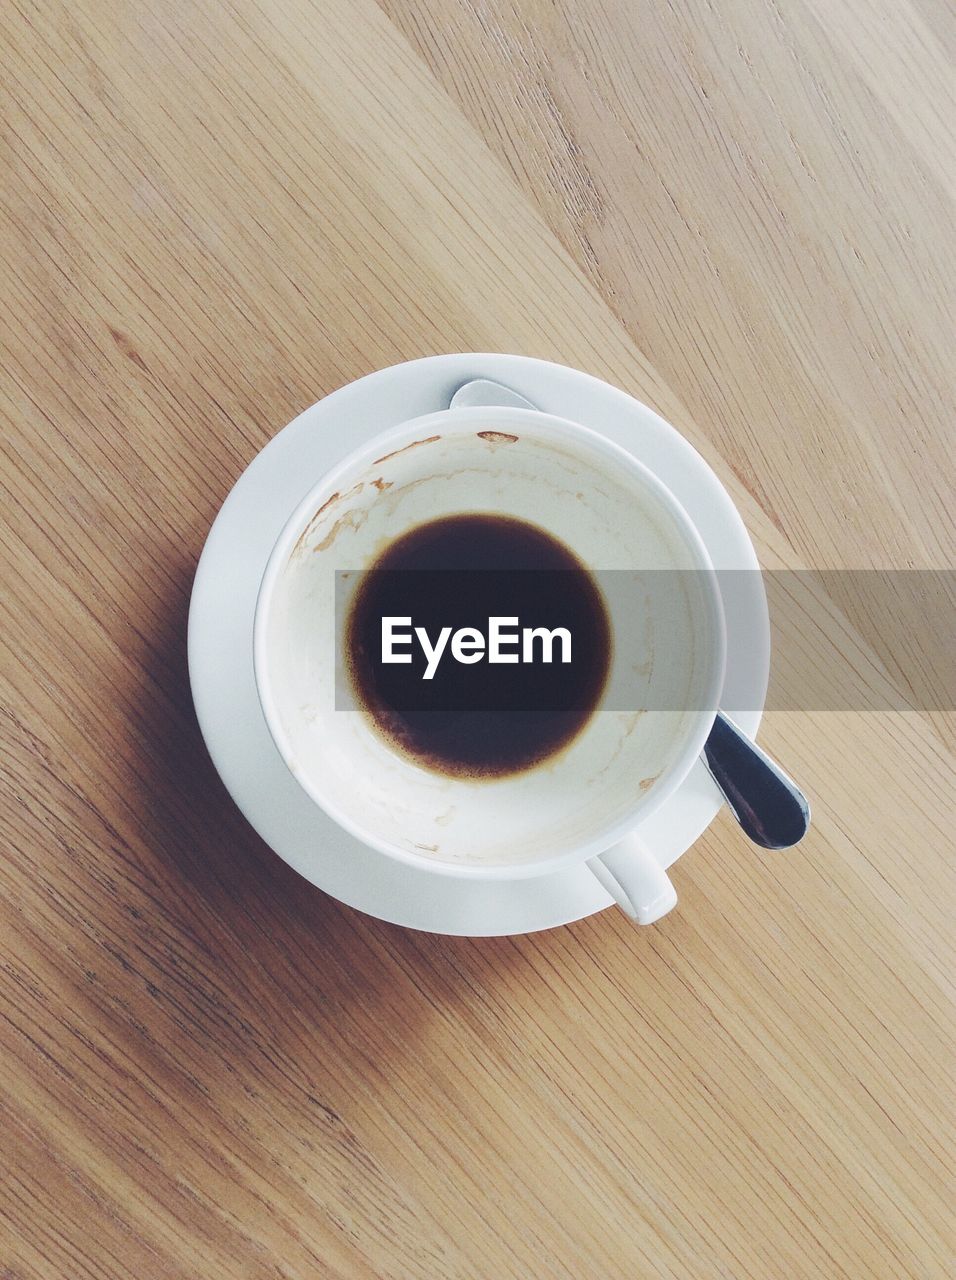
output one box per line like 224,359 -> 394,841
587,834 -> 677,925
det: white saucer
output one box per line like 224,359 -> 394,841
188,355 -> 768,935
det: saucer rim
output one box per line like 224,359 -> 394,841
188,353 -> 768,935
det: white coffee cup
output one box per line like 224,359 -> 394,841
253,406 -> 725,924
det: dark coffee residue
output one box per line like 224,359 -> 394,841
346,514 -> 610,779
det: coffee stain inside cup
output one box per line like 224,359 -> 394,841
345,512 -> 611,780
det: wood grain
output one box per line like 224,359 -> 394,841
1,1 -> 954,1277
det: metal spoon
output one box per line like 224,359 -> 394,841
449,377 -> 810,849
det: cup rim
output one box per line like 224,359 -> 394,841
253,404 -> 726,879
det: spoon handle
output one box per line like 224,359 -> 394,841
703,712 -> 810,849
450,378 -> 537,411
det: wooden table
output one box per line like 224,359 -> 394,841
2,2 -> 953,1276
